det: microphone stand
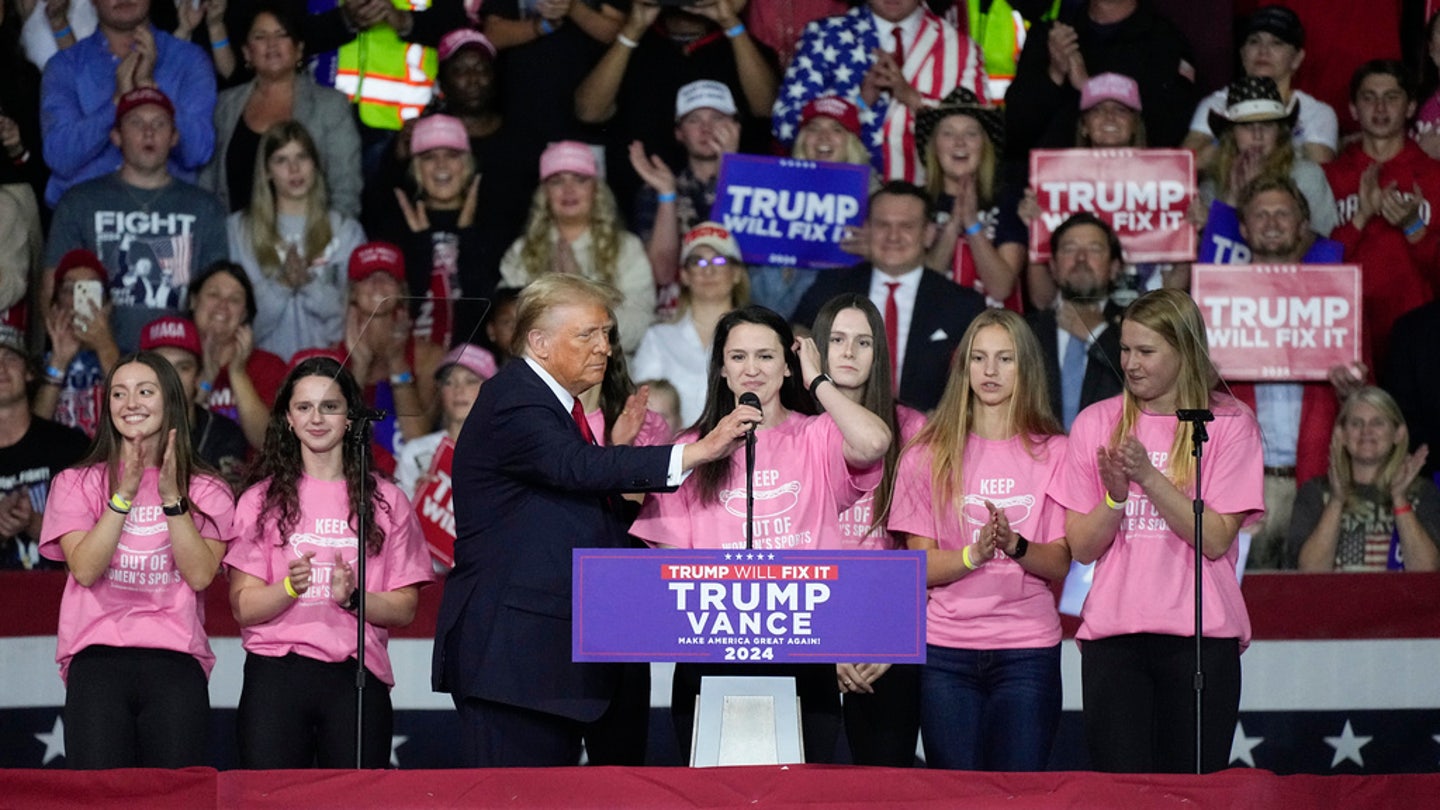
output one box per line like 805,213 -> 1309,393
745,428 -> 756,551
1176,407 -> 1213,775
348,407 -> 385,769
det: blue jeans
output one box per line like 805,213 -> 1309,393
920,643 -> 1062,771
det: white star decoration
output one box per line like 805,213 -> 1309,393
835,66 -> 853,85
837,30 -> 855,45
1229,721 -> 1263,767
35,715 -> 64,766
1324,720 -> 1372,768
389,733 -> 409,768
850,45 -> 869,64
822,46 -> 838,63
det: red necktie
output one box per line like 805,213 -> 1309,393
884,281 -> 901,395
571,398 -> 597,445
891,26 -> 904,68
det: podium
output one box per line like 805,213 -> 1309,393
573,549 -> 927,766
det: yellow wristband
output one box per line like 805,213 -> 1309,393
1105,491 -> 1127,511
108,493 -> 133,514
283,576 -> 300,599
962,545 -> 978,571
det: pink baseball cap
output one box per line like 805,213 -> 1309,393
140,315 -> 202,358
348,241 -> 406,283
539,140 -> 597,180
115,87 -> 175,126
438,28 -> 497,61
411,115 -> 469,155
799,95 -> 863,139
1080,73 -> 1142,112
438,343 -> 497,381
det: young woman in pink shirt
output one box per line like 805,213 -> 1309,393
631,305 -> 892,764
1054,288 -> 1265,773
226,356 -> 434,768
812,293 -> 926,767
40,353 -> 235,768
889,309 -> 1071,771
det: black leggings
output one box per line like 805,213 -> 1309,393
64,645 -> 210,769
236,652 -> 393,769
671,663 -> 842,764
1081,633 -> 1241,773
842,663 -> 920,766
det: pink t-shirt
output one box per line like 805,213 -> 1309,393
1052,395 -> 1265,645
224,474 -> 434,687
39,466 -> 236,682
631,412 -> 882,551
889,433 -> 1068,650
837,404 -> 927,551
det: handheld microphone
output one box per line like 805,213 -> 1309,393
738,392 -> 762,434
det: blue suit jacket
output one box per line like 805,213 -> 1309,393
431,360 -> 674,722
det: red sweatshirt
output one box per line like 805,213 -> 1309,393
1325,139 -> 1440,366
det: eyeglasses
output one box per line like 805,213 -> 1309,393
684,256 -> 732,273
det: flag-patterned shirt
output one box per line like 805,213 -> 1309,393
772,6 -> 988,183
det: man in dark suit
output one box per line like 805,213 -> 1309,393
1025,212 -> 1125,428
432,274 -> 755,767
792,181 -> 986,412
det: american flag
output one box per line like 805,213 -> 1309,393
772,6 -> 988,184
152,233 -> 193,286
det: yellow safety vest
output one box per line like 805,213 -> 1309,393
968,0 -> 1059,101
333,0 -> 437,131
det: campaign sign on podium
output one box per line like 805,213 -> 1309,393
573,549 -> 927,663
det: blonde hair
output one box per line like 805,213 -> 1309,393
245,121 -> 334,278
1212,122 -> 1295,202
514,179 -> 623,286
1109,289 -> 1218,488
909,309 -> 1062,518
793,122 -> 872,166
1331,387 -> 1413,508
510,273 -> 620,359
922,113 -> 997,207
408,148 -> 477,205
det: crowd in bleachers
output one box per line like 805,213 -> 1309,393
3,0 -> 1439,775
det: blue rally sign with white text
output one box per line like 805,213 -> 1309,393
573,549 -> 926,663
711,154 -> 870,269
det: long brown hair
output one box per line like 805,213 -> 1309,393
812,294 -> 902,542
76,352 -> 226,514
691,307 -> 815,505
245,358 -> 390,556
909,310 -> 1061,519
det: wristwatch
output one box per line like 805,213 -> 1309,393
1011,534 -> 1029,560
162,497 -> 190,517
